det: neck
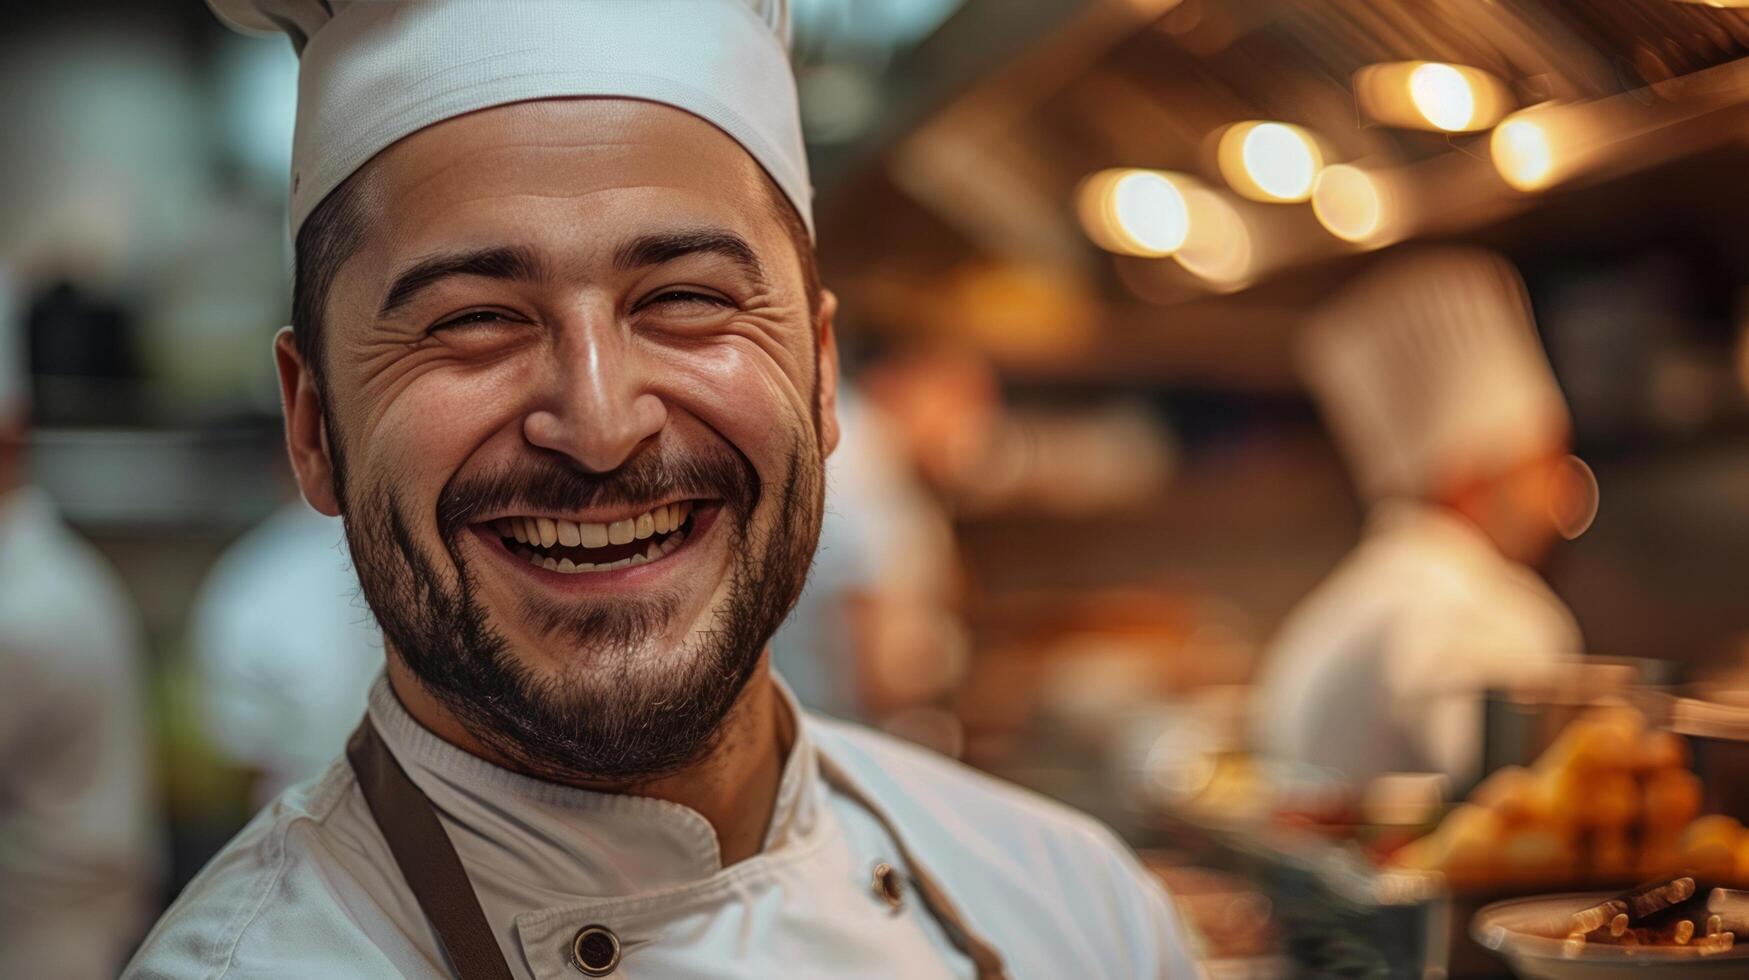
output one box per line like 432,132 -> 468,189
384,655 -> 790,867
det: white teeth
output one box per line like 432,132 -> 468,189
504,502 -> 695,574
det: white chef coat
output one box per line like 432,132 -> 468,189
1253,501 -> 1582,788
126,675 -> 1200,978
0,486 -> 159,978
191,502 -> 382,803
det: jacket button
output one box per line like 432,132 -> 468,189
872,862 -> 906,912
570,924 -> 620,976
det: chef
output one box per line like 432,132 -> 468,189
127,2 -> 1199,977
1253,248 -> 1593,791
0,270 -> 159,977
190,500 -> 381,804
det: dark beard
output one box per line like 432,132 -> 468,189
340,439 -> 822,784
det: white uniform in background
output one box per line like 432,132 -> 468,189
1255,501 -> 1580,785
0,269 -> 159,977
0,489 -> 160,978
191,502 -> 381,803
128,677 -> 1199,979
771,388 -> 958,720
1254,249 -> 1584,789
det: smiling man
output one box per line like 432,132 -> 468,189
127,2 -> 1198,978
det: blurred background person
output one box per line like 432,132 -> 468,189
188,499 -> 379,806
0,270 -> 160,978
1251,248 -> 1596,791
770,383 -> 968,726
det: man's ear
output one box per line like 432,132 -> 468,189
274,327 -> 342,516
815,289 -> 841,459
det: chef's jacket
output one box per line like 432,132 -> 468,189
0,486 -> 159,978
127,675 -> 1201,978
1253,501 -> 1582,789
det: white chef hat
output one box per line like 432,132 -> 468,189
1300,247 -> 1571,502
206,0 -> 812,238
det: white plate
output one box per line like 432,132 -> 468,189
1473,892 -> 1749,979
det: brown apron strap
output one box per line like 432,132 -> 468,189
347,714 -> 1006,979
816,752 -> 1011,980
347,720 -> 516,980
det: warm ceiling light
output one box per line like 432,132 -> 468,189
1491,113 -> 1556,190
1076,168 -> 1193,257
1111,170 -> 1190,253
1311,164 -> 1394,245
1409,63 -> 1476,131
1218,122 -> 1323,202
1356,61 -> 1512,133
1172,187 -> 1254,289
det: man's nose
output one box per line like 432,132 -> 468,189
522,314 -> 667,472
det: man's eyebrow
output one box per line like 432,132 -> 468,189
377,245 -> 546,318
612,229 -> 768,289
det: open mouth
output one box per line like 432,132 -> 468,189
487,501 -> 701,574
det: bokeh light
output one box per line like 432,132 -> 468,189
1355,61 -> 1512,133
1218,122 -> 1323,203
1076,168 -> 1193,256
1409,63 -> 1476,131
1311,164 -> 1393,245
1172,187 -> 1254,289
1492,113 -> 1556,190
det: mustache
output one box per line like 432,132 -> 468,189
435,443 -> 760,538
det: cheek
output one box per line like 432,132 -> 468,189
659,340 -> 815,476
357,366 -> 524,493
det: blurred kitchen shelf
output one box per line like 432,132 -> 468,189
27,426 -> 287,531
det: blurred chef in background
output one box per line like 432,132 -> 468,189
0,269 -> 160,977
190,500 -> 380,805
769,384 -> 966,724
1253,248 -> 1599,792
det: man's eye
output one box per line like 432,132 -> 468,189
432,310 -> 514,331
643,290 -> 733,310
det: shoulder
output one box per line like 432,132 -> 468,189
809,716 -> 1202,978
125,762 -> 427,979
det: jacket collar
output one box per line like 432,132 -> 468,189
366,669 -> 823,894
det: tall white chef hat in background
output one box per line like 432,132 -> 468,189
1300,247 -> 1572,502
205,0 -> 812,238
